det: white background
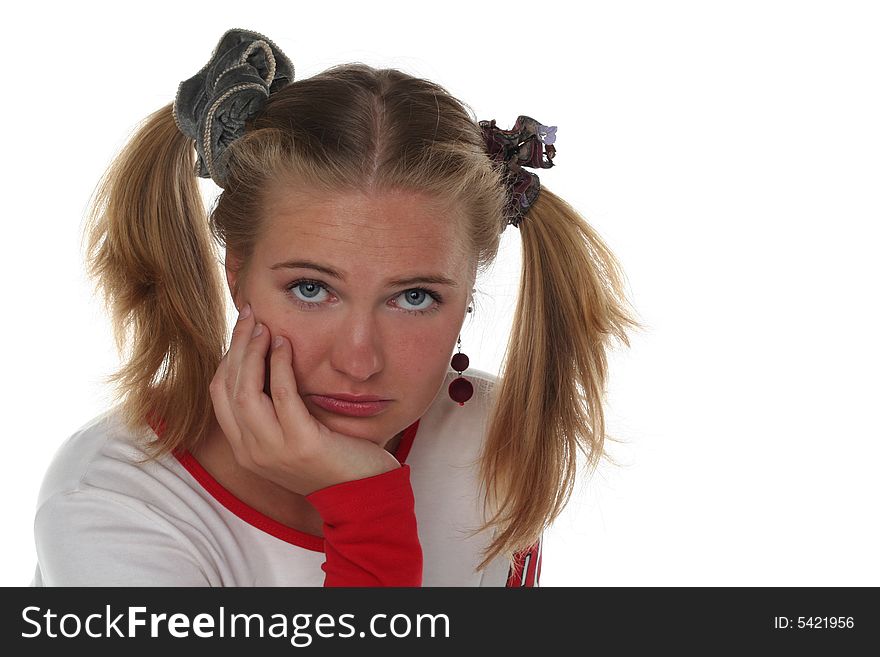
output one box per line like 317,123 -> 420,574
2,0 -> 878,586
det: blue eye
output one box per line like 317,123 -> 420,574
285,279 -> 444,316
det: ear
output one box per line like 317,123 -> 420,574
225,249 -> 245,310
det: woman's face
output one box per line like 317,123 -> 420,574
227,185 -> 475,449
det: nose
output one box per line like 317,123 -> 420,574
329,313 -> 385,382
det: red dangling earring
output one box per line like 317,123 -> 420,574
448,303 -> 474,406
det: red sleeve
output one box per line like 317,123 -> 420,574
305,463 -> 423,587
506,536 -> 542,587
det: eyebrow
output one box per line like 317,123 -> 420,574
270,259 -> 459,288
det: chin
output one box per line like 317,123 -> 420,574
312,409 -> 385,440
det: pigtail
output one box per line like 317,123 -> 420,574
471,186 -> 645,572
81,101 -> 228,461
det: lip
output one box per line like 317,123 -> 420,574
309,395 -> 392,417
316,393 -> 389,403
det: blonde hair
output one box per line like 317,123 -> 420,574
82,63 -> 644,574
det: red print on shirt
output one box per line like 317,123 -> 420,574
506,537 -> 542,587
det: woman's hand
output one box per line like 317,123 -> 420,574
209,302 -> 402,496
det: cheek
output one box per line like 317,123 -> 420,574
282,333 -> 322,373
396,331 -> 454,360
391,330 -> 459,381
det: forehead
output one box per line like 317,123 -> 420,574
257,186 -> 468,274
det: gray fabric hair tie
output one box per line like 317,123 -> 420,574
173,28 -> 296,188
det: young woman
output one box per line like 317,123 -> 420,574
30,28 -> 641,586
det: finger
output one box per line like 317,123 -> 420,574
217,302 -> 257,459
232,319 -> 283,454
209,348 -> 248,462
225,303 -> 256,398
268,334 -> 314,445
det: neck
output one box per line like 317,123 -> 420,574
385,430 -> 405,457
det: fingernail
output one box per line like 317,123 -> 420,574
239,303 -> 252,320
272,335 -> 283,349
251,323 -> 263,338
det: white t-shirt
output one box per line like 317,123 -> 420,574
30,367 -> 542,586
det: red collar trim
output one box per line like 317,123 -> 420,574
145,411 -> 420,552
